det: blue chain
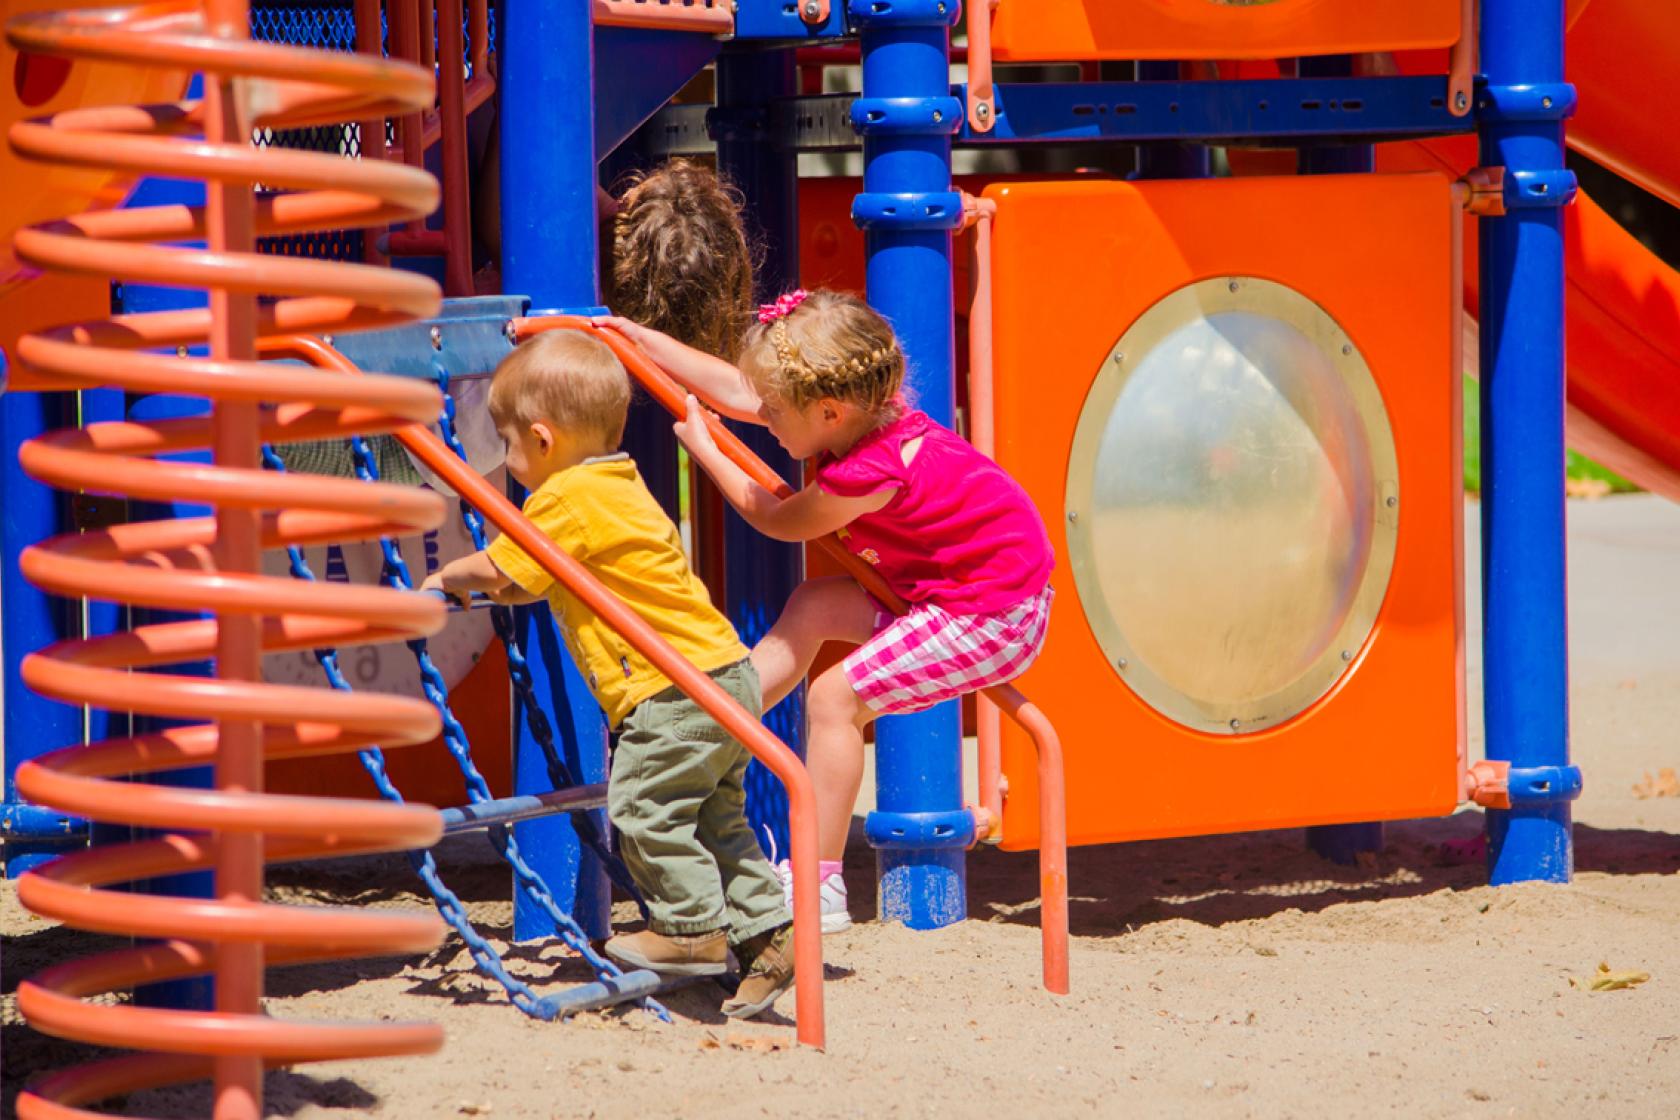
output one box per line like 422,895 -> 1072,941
431,363 -> 649,918
262,442 -> 666,1021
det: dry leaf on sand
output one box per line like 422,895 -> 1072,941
1569,962 -> 1651,992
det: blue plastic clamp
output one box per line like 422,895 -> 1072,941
1505,169 -> 1578,209
851,190 -> 965,231
849,96 -> 964,136
865,808 -> 979,851
1476,81 -> 1577,122
1504,764 -> 1584,809
846,0 -> 961,28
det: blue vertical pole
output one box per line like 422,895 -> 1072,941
1,389 -> 83,876
849,0 -> 966,929
498,0 -> 612,940
1298,55 -> 1384,866
714,45 -> 807,860
1478,0 -> 1580,882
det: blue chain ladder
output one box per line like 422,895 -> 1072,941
260,435 -> 667,1022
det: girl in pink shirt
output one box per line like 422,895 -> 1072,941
595,289 -> 1053,930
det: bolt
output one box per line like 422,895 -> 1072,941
1341,650 -> 1353,662
1386,495 -> 1398,509
1455,91 -> 1469,111
429,325 -> 443,350
976,102 -> 991,121
176,345 -> 189,358
937,1 -> 947,11
1116,658 -> 1128,670
1541,96 -> 1553,109
1228,280 -> 1240,293
803,0 -> 819,16
1341,343 -> 1352,356
503,320 -> 518,344
322,334 -> 334,347
1066,511 -> 1078,523
932,109 -> 943,123
1112,351 -> 1125,364
1535,182 -> 1549,195
1229,719 -> 1241,731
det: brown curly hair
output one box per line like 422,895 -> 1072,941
740,289 -> 906,420
608,159 -> 756,361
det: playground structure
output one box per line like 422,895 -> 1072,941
3,0 -> 1677,1116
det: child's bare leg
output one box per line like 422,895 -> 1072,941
805,662 -> 874,862
751,577 -> 877,711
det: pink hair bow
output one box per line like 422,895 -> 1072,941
756,289 -> 810,324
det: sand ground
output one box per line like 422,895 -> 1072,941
6,496 -> 1680,1118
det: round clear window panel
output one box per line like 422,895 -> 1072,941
1066,279 -> 1399,733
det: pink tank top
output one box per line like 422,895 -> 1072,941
814,409 -> 1053,616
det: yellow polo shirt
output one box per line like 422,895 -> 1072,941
487,454 -> 747,727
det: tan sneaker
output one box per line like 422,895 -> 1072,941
604,929 -> 727,977
721,924 -> 794,1019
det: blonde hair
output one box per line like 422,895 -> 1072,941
487,331 -> 632,448
739,289 -> 906,418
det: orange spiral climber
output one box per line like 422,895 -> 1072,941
6,1 -> 455,1116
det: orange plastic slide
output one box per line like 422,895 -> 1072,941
1381,0 -> 1680,501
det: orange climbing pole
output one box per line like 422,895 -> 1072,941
5,1 -> 451,1116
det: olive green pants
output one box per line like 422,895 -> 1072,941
609,659 -> 790,944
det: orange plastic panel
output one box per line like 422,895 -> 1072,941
991,0 -> 1461,62
988,174 -> 1464,850
1,0 -> 189,297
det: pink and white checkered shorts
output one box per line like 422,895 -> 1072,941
843,586 -> 1054,716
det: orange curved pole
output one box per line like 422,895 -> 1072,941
6,2 -> 449,1116
263,333 -> 829,1048
518,314 -> 1071,998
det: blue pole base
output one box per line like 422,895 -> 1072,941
1305,822 -> 1384,866
876,847 -> 967,930
1487,805 -> 1573,885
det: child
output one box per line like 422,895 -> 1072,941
420,330 -> 795,1018
594,289 -> 1055,932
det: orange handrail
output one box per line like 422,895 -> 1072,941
263,333 -> 829,1047
517,315 -> 1071,997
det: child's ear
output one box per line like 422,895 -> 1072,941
820,399 -> 842,424
529,421 -> 554,454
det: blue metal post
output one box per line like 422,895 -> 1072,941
498,0 -> 613,940
714,45 -> 807,859
1478,0 -> 1580,882
1298,55 -> 1384,866
850,0 -> 967,929
1,390 -> 83,876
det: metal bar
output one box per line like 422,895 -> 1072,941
714,44 -> 808,864
1478,0 -> 1578,884
440,784 -> 610,834
390,0 -> 425,235
354,0 -> 389,267
436,0 -> 474,296
1,391 -> 84,877
496,0 -> 613,947
851,0 -> 967,932
469,0 -> 489,78
968,76 -> 1472,145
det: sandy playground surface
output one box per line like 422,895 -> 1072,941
5,497 -> 1680,1119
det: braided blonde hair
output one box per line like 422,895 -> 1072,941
740,289 -> 906,419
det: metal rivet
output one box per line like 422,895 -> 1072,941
176,345 -> 189,358
932,109 -> 943,123
1386,495 -> 1398,509
1228,719 -> 1241,731
976,102 -> 991,121
1112,351 -> 1124,364
1341,343 -> 1352,356
803,0 -> 819,16
1341,650 -> 1353,662
429,325 -> 443,350
322,334 -> 334,347
503,320 -> 517,344
1541,96 -> 1553,109
1116,658 -> 1128,670
1228,280 -> 1240,293
1066,511 -> 1078,523
1455,91 -> 1469,111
